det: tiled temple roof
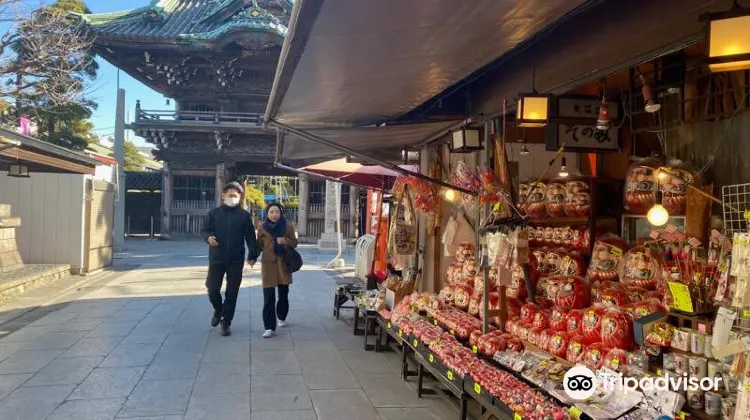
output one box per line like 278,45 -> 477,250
75,0 -> 289,45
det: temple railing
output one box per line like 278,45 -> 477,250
135,108 -> 262,126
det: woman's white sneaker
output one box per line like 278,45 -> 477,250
262,330 -> 274,338
278,320 -> 287,328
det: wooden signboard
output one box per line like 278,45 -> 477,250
546,96 -> 620,152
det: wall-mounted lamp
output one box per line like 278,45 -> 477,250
705,2 -> 750,72
8,163 -> 29,178
449,128 -> 483,153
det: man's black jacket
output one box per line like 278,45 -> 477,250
200,205 -> 258,264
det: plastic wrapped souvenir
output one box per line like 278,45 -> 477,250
533,311 -> 551,329
632,298 -> 667,320
544,249 -> 566,276
624,157 -> 659,214
558,252 -> 587,277
504,335 -> 524,352
525,182 -> 548,219
550,308 -> 567,331
566,309 -> 584,335
582,342 -> 609,369
545,180 -> 567,217
468,296 -> 481,317
565,179 -> 591,217
601,308 -> 635,351
505,297 -> 522,319
567,339 -> 587,364
587,235 -> 629,282
520,303 -> 538,325
549,331 -> 570,357
554,276 -> 591,310
603,348 -> 629,374
601,286 -> 632,307
528,327 -> 544,347
439,286 -> 455,301
646,321 -> 675,347
462,259 -> 479,279
508,262 -> 528,300
453,284 -> 474,310
455,242 -> 476,262
543,227 -> 555,246
446,262 -> 464,285
539,329 -> 555,351
659,159 -> 699,216
622,246 -> 661,290
582,305 -> 607,344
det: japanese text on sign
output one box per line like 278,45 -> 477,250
558,125 -> 619,151
668,282 -> 694,313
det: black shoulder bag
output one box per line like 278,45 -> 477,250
284,248 -> 303,273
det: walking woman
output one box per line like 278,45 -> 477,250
248,202 -> 298,338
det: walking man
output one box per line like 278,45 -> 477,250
201,181 -> 257,336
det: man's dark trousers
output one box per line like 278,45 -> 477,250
206,263 -> 244,324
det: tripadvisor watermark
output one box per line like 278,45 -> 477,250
563,365 -> 722,401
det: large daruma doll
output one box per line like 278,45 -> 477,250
622,247 -> 661,290
624,157 -> 660,214
587,235 -> 629,282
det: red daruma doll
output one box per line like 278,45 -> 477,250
554,276 -> 591,310
601,308 -> 635,351
587,235 -> 629,282
566,309 -> 584,335
549,308 -> 567,331
567,339 -> 587,364
624,158 -> 659,214
583,343 -> 609,369
622,247 -> 661,291
582,305 -> 607,344
548,331 -> 570,357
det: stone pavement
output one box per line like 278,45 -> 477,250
0,239 -> 455,420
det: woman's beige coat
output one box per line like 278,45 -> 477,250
255,223 -> 298,288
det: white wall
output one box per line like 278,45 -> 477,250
0,173 -> 87,271
93,164 -> 115,183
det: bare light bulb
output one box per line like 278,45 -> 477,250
647,191 -> 669,226
441,187 -> 458,203
558,157 -> 569,178
520,144 -> 530,155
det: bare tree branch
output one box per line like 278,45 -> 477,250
0,3 -> 94,110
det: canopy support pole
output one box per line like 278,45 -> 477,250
268,119 -> 476,196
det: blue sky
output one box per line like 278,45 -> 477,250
85,1 -> 165,146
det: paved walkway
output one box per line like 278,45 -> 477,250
0,240 -> 454,420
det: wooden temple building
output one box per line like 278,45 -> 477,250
75,0 -> 356,239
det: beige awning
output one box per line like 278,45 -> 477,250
265,0 -> 590,162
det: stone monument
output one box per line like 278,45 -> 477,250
317,180 -> 345,254
0,204 -> 23,273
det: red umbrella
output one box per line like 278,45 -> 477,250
302,158 -> 417,189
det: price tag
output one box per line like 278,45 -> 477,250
745,383 -> 750,392
433,319 -> 438,326
611,246 -> 623,257
570,406 -> 583,420
429,354 -> 434,363
398,329 -> 403,338
450,330 -> 455,336
744,210 -> 750,220
588,310 -> 595,317
447,371 -> 454,380
386,322 -> 392,329
474,382 -> 482,394
514,414 -> 522,420
668,282 -> 694,313
743,309 -> 750,319
413,339 -> 419,348
472,345 -> 478,354
612,359 -> 620,368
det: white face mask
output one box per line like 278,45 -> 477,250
224,196 -> 240,207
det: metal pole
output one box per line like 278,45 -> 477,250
113,89 -> 126,252
150,217 -> 154,239
269,119 -> 476,195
